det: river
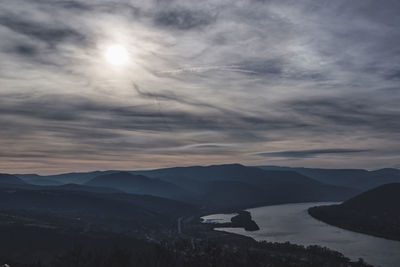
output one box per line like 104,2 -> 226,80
202,202 -> 400,267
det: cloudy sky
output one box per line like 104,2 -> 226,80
1,0 -> 399,174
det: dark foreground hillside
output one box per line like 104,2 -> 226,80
0,188 -> 195,235
309,183 -> 400,241
0,222 -> 372,267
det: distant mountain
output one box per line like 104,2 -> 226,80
0,175 -> 121,194
134,164 -> 326,185
309,183 -> 400,241
25,177 -> 64,186
0,173 -> 26,185
85,172 -> 192,201
13,164 -> 360,211
133,164 -> 359,209
200,180 -> 266,209
258,166 -> 400,190
49,183 -> 122,194
16,171 -> 118,185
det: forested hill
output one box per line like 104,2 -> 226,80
309,183 -> 400,241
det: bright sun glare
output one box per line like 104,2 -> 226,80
105,44 -> 129,66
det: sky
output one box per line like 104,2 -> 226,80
0,0 -> 399,174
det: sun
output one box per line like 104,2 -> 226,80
104,44 -> 129,66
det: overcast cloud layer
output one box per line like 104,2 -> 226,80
0,0 -> 399,174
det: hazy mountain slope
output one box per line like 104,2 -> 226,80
258,166 -> 400,190
13,164 -> 360,211
200,180 -> 267,209
135,164 -> 323,185
16,170 -> 118,185
363,168 -> 400,190
133,164 -> 359,208
0,173 -> 26,185
258,166 -> 369,186
146,175 -> 208,194
24,178 -> 64,186
370,168 -> 400,176
0,175 -> 122,194
191,180 -> 355,210
85,172 -> 192,201
48,183 -> 122,194
309,183 -> 400,241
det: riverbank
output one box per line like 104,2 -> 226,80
184,219 -> 372,267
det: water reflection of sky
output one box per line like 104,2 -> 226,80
206,202 -> 400,267
201,213 -> 238,224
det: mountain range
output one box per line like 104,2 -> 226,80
257,166 -> 400,190
8,164 -> 400,212
12,164 -> 367,210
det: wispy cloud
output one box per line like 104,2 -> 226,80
158,65 -> 257,75
254,149 -> 372,159
0,0 -> 399,173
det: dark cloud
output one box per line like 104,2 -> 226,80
32,0 -> 92,11
238,58 -> 284,76
184,143 -> 232,149
49,0 -> 92,11
12,44 -> 38,57
385,70 -> 400,80
255,149 -> 372,158
154,8 -> 216,30
0,16 -> 86,46
0,93 -> 309,146
6,96 -> 256,129
132,83 -> 234,113
286,97 -> 400,134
